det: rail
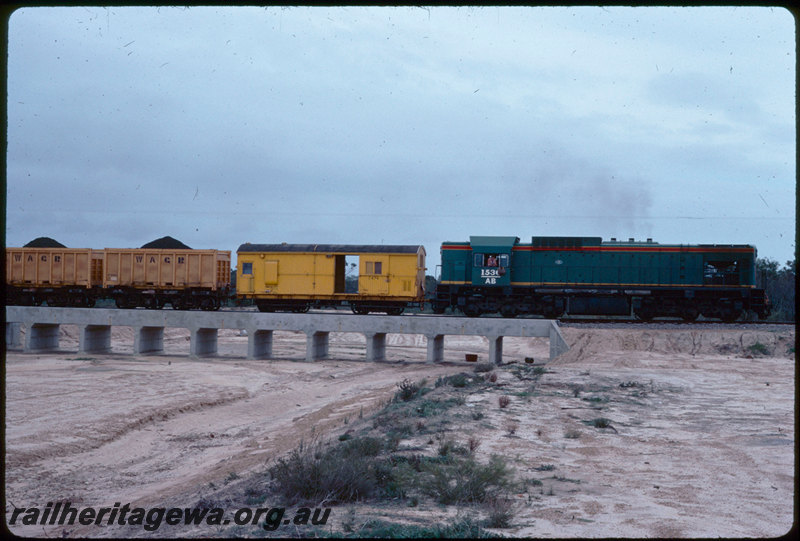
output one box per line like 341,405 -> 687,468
5,307 -> 569,363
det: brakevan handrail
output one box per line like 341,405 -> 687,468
5,306 -> 569,363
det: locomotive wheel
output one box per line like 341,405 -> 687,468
720,309 -> 742,323
542,308 -> 562,319
463,304 -> 481,317
680,306 -> 699,322
499,304 -> 518,318
431,304 -> 447,315
635,308 -> 654,322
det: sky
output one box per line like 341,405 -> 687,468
5,5 -> 796,274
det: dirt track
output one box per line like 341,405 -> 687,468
3,324 -> 795,538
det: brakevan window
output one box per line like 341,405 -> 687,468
365,261 -> 383,275
242,262 -> 253,275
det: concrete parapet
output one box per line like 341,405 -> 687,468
79,325 -> 112,354
6,322 -> 22,350
247,329 -> 273,359
5,306 -> 569,363
135,327 -> 165,355
364,332 -> 387,362
25,322 -> 60,351
190,328 -> 218,357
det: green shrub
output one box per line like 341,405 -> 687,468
421,455 -> 513,504
269,438 -> 382,505
747,342 -> 770,356
396,379 -> 421,401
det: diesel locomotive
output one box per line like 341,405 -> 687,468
431,236 -> 770,321
5,234 -> 771,321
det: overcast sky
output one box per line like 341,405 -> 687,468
5,5 -> 796,272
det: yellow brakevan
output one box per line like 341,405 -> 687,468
236,243 -> 426,314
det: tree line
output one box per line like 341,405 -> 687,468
756,258 -> 796,321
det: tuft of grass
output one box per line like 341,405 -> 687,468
747,342 -> 770,356
269,437 -> 383,505
421,454 -> 513,504
328,517 -> 500,538
474,362 -> 494,373
484,497 -> 514,529
498,395 -> 510,409
396,378 -> 421,401
585,417 -> 613,429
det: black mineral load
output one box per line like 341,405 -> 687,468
24,237 -> 66,248
140,236 -> 192,249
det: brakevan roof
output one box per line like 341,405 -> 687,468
237,244 -> 425,254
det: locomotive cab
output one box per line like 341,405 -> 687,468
469,236 -> 519,287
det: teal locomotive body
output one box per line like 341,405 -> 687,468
433,236 -> 769,321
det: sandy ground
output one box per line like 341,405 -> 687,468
3,322 -> 795,538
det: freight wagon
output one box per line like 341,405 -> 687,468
103,248 -> 231,310
5,247 -> 232,310
432,236 -> 770,321
236,243 -> 426,314
6,247 -> 104,306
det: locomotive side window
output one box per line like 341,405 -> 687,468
498,254 -> 510,267
473,254 -> 484,267
703,260 -> 740,285
242,262 -> 253,275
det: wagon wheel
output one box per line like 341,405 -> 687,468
387,307 -> 404,316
